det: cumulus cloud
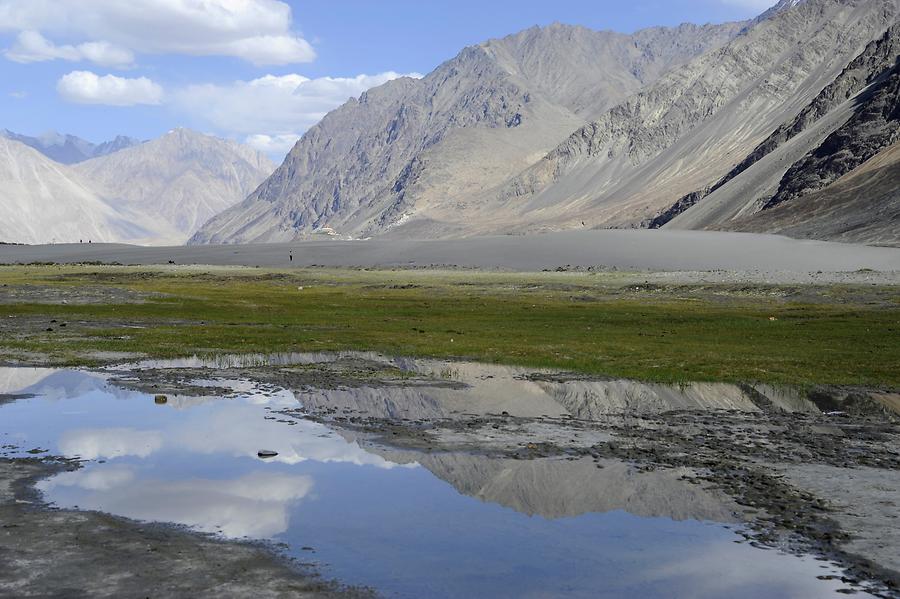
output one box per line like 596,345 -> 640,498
0,0 -> 314,65
5,30 -> 134,67
172,71 -> 421,156
244,134 -> 301,156
57,70 -> 163,106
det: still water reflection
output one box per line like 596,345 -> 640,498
0,367 -> 868,598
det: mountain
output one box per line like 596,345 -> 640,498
192,0 -> 899,247
190,21 -> 746,244
0,130 -> 141,164
666,21 -> 900,238
0,137 -> 155,244
93,135 -> 143,158
75,129 -> 275,241
719,138 -> 900,245
497,0 -> 897,234
0,130 -> 274,245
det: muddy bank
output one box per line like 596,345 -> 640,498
231,357 -> 899,596
0,283 -> 159,305
0,458 -> 371,598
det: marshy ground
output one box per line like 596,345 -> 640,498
0,265 -> 898,597
0,265 -> 898,386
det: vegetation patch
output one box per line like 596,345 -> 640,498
0,265 -> 897,387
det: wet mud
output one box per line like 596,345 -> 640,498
0,458 -> 372,598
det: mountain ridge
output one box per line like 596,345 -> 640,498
0,136 -> 156,245
191,0 -> 899,247
492,0 -> 897,233
660,21 -> 900,230
0,129 -> 142,164
0,129 -> 274,245
75,128 -> 274,241
189,19 -> 746,244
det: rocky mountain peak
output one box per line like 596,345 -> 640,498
73,129 -> 275,241
0,128 -> 141,164
191,0 -> 898,247
0,128 -> 275,245
191,18 -> 746,245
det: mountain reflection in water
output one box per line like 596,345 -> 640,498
0,364 -> 870,599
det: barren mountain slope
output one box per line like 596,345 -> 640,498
0,137 -> 157,245
480,0 -> 898,236
481,21 -> 746,118
77,129 -> 274,242
720,110 -> 900,246
666,22 -> 900,231
764,56 -> 899,208
190,22 -> 743,244
721,141 -> 899,245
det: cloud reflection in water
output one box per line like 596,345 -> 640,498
40,469 -> 314,537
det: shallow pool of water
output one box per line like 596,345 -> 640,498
0,367 -> 869,598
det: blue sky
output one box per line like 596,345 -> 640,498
0,0 -> 775,159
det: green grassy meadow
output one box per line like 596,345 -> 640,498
1,265 -> 897,387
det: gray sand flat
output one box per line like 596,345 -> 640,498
2,230 -> 900,273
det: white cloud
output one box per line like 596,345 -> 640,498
57,70 -> 163,106
245,133 -> 301,156
5,30 -> 134,67
173,71 -> 421,156
7,90 -> 26,99
76,41 -> 135,69
0,0 -> 314,65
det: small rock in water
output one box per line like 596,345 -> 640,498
154,395 -> 168,405
258,449 -> 279,458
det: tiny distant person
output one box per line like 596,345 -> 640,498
289,251 -> 293,263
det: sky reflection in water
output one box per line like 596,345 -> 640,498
0,367 -> 867,599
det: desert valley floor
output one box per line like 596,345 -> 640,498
0,230 -> 898,597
